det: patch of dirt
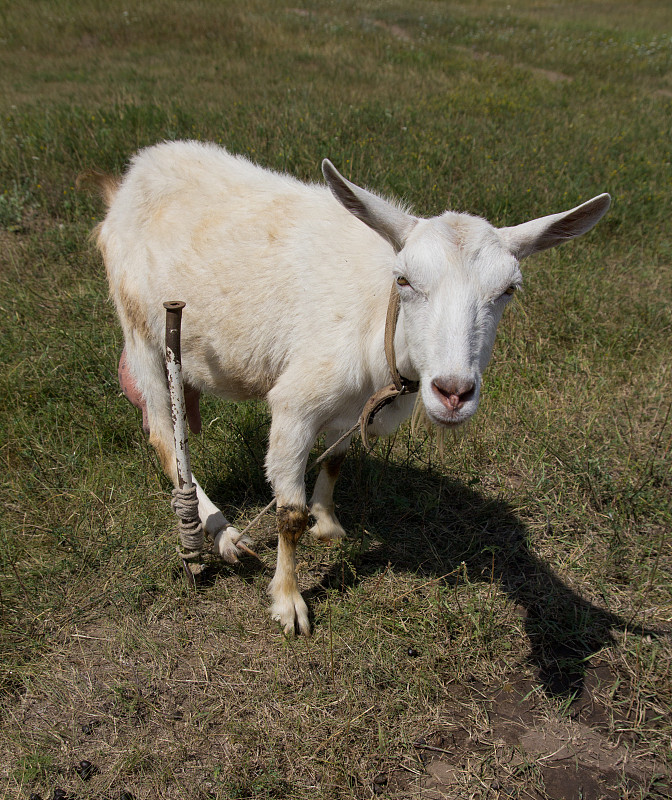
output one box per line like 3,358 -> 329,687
453,45 -> 573,83
0,230 -> 23,262
368,19 -> 413,43
380,671 -> 668,799
79,33 -> 101,49
526,66 -> 572,83
2,578 -> 669,799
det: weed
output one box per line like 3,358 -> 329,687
0,182 -> 31,231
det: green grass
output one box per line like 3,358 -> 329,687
1,1 -> 671,798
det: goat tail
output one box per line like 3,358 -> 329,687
76,168 -> 120,207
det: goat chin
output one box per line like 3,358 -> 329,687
410,394 -> 470,455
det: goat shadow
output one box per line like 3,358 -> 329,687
204,423 -> 654,701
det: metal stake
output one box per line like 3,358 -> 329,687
164,301 -> 191,489
164,300 -> 204,586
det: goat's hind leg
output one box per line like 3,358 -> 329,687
193,477 -> 254,563
119,342 -> 252,562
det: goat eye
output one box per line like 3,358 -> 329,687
495,285 -> 518,303
396,276 -> 410,287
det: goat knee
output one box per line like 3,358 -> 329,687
277,505 -> 309,544
310,505 -> 346,542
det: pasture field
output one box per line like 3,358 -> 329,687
1,1 -> 671,798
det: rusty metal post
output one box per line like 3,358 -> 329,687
164,301 -> 191,489
164,301 -> 204,585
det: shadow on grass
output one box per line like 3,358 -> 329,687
201,427 -> 652,702
324,445 -> 656,701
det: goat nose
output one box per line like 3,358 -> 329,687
431,377 -> 475,410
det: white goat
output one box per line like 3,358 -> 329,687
92,140 -> 610,635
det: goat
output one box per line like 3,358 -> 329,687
91,140 -> 610,635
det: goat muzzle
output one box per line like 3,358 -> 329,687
431,378 -> 476,411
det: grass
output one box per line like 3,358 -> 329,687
1,1 -> 671,798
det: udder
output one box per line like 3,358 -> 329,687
118,348 -> 202,435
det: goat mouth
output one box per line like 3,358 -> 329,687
425,407 -> 472,429
436,417 -> 468,429
421,379 -> 480,429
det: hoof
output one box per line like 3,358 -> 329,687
213,526 -> 255,564
308,522 -> 346,543
269,592 -> 311,636
309,503 -> 346,543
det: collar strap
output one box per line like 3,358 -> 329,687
384,283 -> 420,393
358,283 -> 420,450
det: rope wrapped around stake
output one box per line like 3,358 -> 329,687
171,485 -> 204,560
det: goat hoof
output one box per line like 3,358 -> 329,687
309,521 -> 346,543
270,595 -> 311,637
213,526 -> 255,564
308,506 -> 346,543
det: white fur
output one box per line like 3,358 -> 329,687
95,140 -> 610,635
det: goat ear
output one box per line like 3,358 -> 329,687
322,159 -> 417,253
500,193 -> 611,260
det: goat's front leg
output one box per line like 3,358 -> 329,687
270,504 -> 310,635
118,347 -> 253,563
265,408 -> 317,636
308,431 -> 351,542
